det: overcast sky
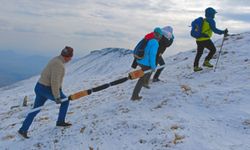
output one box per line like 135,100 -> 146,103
0,0 -> 250,57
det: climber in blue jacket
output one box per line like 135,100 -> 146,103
131,27 -> 162,101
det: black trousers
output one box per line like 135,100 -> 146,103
131,58 -> 138,69
153,56 -> 165,79
194,39 -> 216,67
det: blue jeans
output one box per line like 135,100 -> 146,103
19,82 -> 69,132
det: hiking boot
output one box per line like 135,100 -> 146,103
18,130 -> 29,139
152,78 -> 161,82
203,60 -> 213,68
131,96 -> 142,101
193,66 -> 203,72
56,122 -> 72,127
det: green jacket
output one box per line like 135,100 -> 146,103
197,18 -> 224,41
197,19 -> 212,41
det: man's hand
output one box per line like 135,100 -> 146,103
68,95 -> 72,100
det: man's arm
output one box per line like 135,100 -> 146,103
207,18 -> 225,35
50,63 -> 64,99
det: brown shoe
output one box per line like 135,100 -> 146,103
131,96 -> 142,101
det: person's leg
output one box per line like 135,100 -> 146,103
131,65 -> 151,100
57,90 -> 69,123
194,41 -> 205,67
204,40 -> 216,62
37,84 -> 71,126
38,84 -> 70,125
194,41 -> 206,71
33,83 -> 68,122
131,74 -> 146,99
153,56 -> 165,80
19,84 -> 47,132
142,72 -> 152,88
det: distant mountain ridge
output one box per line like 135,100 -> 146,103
0,50 -> 49,87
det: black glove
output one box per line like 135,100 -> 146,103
55,98 -> 61,104
68,95 -> 72,100
131,58 -> 138,69
224,28 -> 229,37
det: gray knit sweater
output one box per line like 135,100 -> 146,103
38,55 -> 66,99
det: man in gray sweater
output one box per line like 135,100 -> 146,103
18,46 -> 74,138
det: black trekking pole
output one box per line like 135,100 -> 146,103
214,34 -> 226,72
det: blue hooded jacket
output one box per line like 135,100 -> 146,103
206,18 -> 224,35
137,39 -> 159,70
205,7 -> 224,35
197,7 -> 225,41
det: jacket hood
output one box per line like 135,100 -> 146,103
205,7 -> 217,18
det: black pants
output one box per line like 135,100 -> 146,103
153,56 -> 165,79
194,39 -> 216,67
131,64 -> 151,98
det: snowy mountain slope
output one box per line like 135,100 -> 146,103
0,33 -> 250,150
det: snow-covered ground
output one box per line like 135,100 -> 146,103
0,33 -> 250,150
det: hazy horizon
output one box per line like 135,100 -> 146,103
0,50 -> 49,87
